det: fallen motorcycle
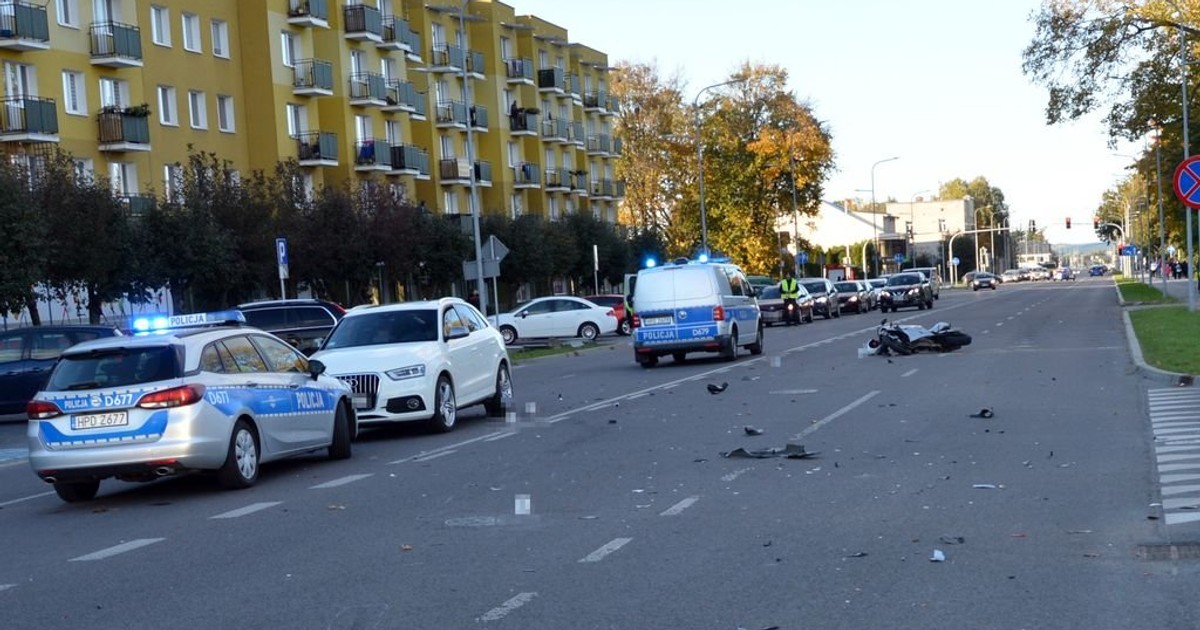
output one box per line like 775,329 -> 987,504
867,319 -> 972,355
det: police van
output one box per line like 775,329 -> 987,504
630,258 -> 763,367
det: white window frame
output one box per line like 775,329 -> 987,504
157,85 -> 177,126
181,12 -> 201,53
187,89 -> 207,129
61,71 -> 86,116
354,114 -> 370,143
443,191 -> 458,214
216,94 -> 234,132
385,119 -> 401,145
150,5 -> 170,46
4,61 -> 36,98
56,0 -> 78,28
286,103 -> 305,137
280,31 -> 297,67
350,49 -> 364,75
211,19 -> 229,58
163,163 -> 182,200
98,77 -> 128,108
108,162 -> 137,195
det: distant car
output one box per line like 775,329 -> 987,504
878,272 -> 934,312
0,325 -> 124,415
971,272 -> 998,291
582,294 -> 629,335
908,267 -> 942,300
866,278 -> 888,304
26,311 -> 354,502
833,280 -> 871,313
1089,265 -> 1106,277
1002,269 -> 1022,283
490,296 -> 617,345
311,298 -> 511,433
746,275 -> 777,293
798,278 -> 841,319
758,284 -> 814,326
237,299 -> 347,356
1055,268 -> 1074,281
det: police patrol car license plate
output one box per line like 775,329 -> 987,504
71,411 -> 129,430
643,316 -> 672,326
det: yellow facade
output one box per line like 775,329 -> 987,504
0,0 -> 620,221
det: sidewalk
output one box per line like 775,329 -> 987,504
1120,276 -> 1196,385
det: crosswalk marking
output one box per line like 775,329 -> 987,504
1148,388 -> 1200,525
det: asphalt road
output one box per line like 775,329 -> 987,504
2,277 -> 1198,629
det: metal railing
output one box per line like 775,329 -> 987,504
348,72 -> 387,101
287,0 -> 328,21
431,43 -> 464,68
436,100 -> 467,125
89,21 -> 142,61
343,3 -> 382,38
390,144 -> 428,175
354,139 -> 391,167
505,58 -> 533,82
0,1 -> 49,43
98,109 -> 149,144
537,68 -> 564,91
295,131 -> 338,162
0,96 -> 57,135
293,59 -> 333,91
513,163 -> 541,186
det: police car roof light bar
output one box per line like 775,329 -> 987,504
132,309 -> 247,334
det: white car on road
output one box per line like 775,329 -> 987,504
489,296 -> 617,345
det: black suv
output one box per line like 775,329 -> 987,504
237,299 -> 346,355
798,278 -> 841,319
878,272 -> 934,312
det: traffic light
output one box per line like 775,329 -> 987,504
1030,219 -> 1036,232
1065,217 -> 1071,229
1094,217 -> 1100,230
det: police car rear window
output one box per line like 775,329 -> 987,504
637,269 -> 713,301
47,347 -> 181,391
323,310 -> 438,348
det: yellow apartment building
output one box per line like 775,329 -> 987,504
0,0 -> 622,221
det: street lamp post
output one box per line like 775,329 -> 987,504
870,156 -> 899,277
694,79 -> 742,258
1152,120 -> 1168,293
459,0 -> 487,313
1181,25 -> 1195,310
908,189 -> 929,269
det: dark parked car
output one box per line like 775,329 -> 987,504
833,280 -> 871,313
758,285 -> 814,325
971,272 -> 999,291
238,299 -> 347,355
798,278 -> 841,319
878,272 -> 934,312
0,325 -> 123,414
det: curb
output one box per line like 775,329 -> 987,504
1118,280 -> 1195,386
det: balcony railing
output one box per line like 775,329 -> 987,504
89,21 -> 142,66
593,178 -> 615,198
466,50 -> 485,77
615,180 -> 626,198
568,121 -> 584,145
537,68 -> 565,92
0,1 -> 50,50
505,58 -> 533,83
295,131 -> 338,164
287,0 -> 329,26
430,44 -> 464,70
354,139 -> 391,169
435,100 -> 467,127
439,158 -> 469,181
0,96 -> 58,139
584,91 -> 608,111
568,73 -> 581,97
586,134 -> 612,155
123,193 -> 155,218
348,72 -> 387,104
378,16 -> 406,50
293,58 -> 333,94
468,104 -> 488,130
569,171 -> 588,193
400,26 -> 421,58
474,160 -> 492,185
343,4 -> 382,42
540,117 -> 567,141
513,163 -> 541,187
612,137 -> 623,156
98,109 -> 150,148
510,110 -> 537,134
389,144 -> 429,175
544,167 -> 569,189
606,95 -> 620,115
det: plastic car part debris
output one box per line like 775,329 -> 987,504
938,536 -> 965,545
707,382 -> 729,395
969,408 -> 994,418
721,443 -> 817,459
930,549 -> 946,562
846,551 -> 868,558
744,426 -> 764,436
972,483 -> 1001,489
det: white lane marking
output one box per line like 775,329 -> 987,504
1164,497 -> 1200,509
662,384 -> 678,390
995,322 -> 1004,327
210,501 -> 282,519
483,432 -> 516,442
769,389 -> 818,395
721,467 -> 752,482
659,496 -> 700,516
1007,316 -> 1015,320
0,491 -> 54,508
1157,446 -> 1200,454
793,390 -> 881,440
1162,485 -> 1200,497
0,584 -> 14,592
627,393 -> 648,400
1162,474 -> 1200,484
69,538 -> 164,562
578,537 -> 632,563
389,431 -> 506,464
900,368 -> 918,378
1165,512 -> 1200,525
479,592 -> 538,622
412,450 -> 457,462
1158,454 -> 1200,464
1158,463 -> 1200,472
309,474 -> 373,489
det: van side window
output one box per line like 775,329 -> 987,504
724,269 -> 745,296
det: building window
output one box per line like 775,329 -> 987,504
163,163 -> 182,200
182,13 -> 201,53
157,85 -> 177,126
109,162 -> 138,195
99,77 -> 128,108
509,193 -> 523,219
285,103 -> 305,137
211,19 -> 229,58
443,191 -> 458,214
150,5 -> 170,46
4,61 -> 36,97
188,90 -> 207,129
56,0 -> 78,27
385,119 -> 401,144
72,158 -> 93,183
354,114 -> 370,142
61,71 -> 86,116
280,31 -> 297,67
216,95 -> 234,132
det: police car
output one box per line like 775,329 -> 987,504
26,311 -> 355,503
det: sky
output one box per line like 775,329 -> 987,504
509,0 -> 1147,245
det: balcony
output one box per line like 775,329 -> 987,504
605,95 -> 620,116
586,134 -> 611,156
295,131 -> 338,166
354,139 -> 391,172
378,16 -> 407,51
383,80 -> 420,113
435,100 -> 467,129
510,110 -> 537,136
349,72 -> 387,107
468,104 -> 488,131
466,50 -> 486,80
400,26 -> 422,61
0,97 -> 58,143
612,137 -> 623,156
428,44 -> 464,72
387,144 -> 429,177
437,158 -> 490,186
592,178 -> 615,199
513,163 -> 540,189
615,180 -> 626,198
287,0 -> 329,28
540,117 -> 567,143
568,73 -> 581,100
122,193 -> 155,218
292,59 -> 333,96
343,4 -> 382,44
583,91 -> 608,113
89,22 -> 142,68
567,121 -> 584,146
537,68 -> 565,94
544,167 -> 569,192
98,109 -> 150,152
569,171 -> 588,196
505,58 -> 534,85
0,1 -> 50,51
474,160 -> 492,187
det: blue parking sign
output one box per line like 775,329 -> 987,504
893,253 -> 904,264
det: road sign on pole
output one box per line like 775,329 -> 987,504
1173,155 -> 1200,209
275,237 -> 288,299
797,251 -> 808,265
893,253 -> 904,264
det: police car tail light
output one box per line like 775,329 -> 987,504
138,384 -> 207,409
26,400 -> 63,420
713,305 -> 726,321
631,314 -> 641,328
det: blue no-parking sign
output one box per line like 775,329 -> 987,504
1173,156 -> 1200,209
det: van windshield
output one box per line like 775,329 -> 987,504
635,268 -> 715,302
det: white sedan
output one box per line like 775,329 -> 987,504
310,298 -> 512,432
489,296 -> 617,345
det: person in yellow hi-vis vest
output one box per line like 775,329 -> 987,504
779,270 -> 801,326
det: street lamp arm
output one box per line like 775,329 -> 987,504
694,78 -> 744,256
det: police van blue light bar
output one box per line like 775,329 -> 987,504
133,310 -> 246,333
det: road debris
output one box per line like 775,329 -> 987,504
744,426 -> 765,436
938,536 -> 965,545
969,408 -> 994,419
846,551 -> 868,558
721,443 -> 818,459
931,549 -> 946,562
707,382 -> 729,395
972,483 -> 1003,489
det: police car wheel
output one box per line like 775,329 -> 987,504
218,420 -> 260,489
721,329 -> 738,361
428,376 -> 457,433
500,326 -> 517,345
748,326 -> 764,355
672,352 -> 687,363
579,322 -> 600,341
53,480 -> 100,503
637,355 -> 658,368
328,402 -> 352,460
484,363 -> 513,417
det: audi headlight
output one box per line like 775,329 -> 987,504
908,288 -> 921,296
385,364 -> 427,381
815,296 -> 827,303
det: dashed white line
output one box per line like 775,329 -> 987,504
479,592 -> 538,622
794,390 -> 881,440
0,491 -> 54,508
579,537 -> 632,563
659,496 -> 700,516
995,322 -> 1004,327
69,538 -> 164,562
900,368 -> 918,378
389,431 -> 506,464
310,474 -> 373,489
483,432 -> 516,442
0,584 -> 15,593
210,501 -> 282,519
412,450 -> 457,462
627,393 -> 648,400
